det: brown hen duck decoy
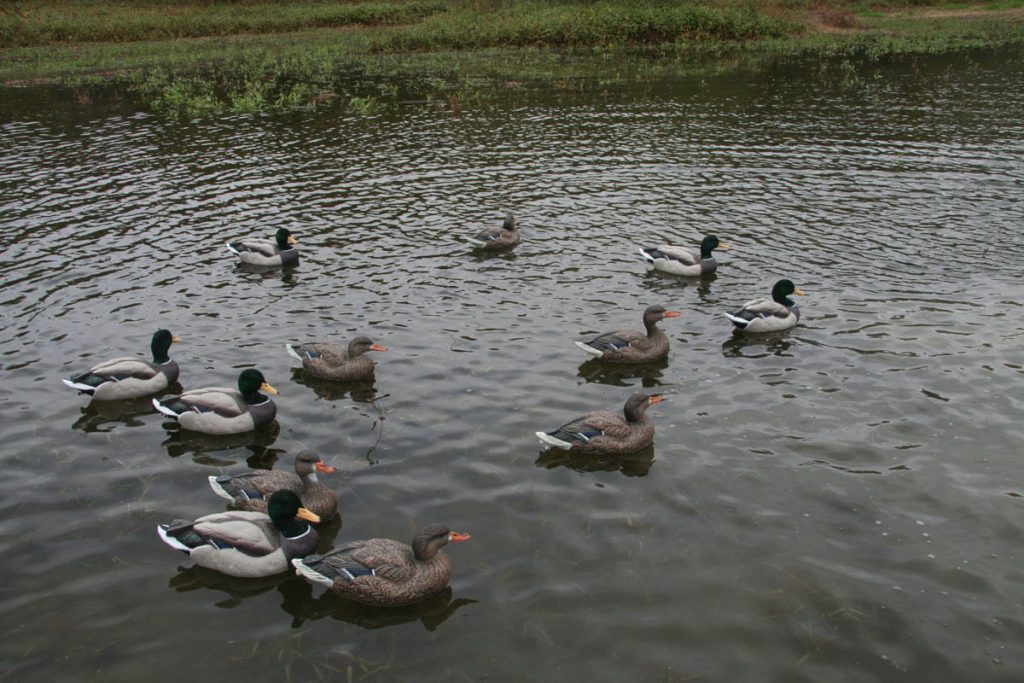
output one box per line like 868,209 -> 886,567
286,336 -> 386,381
208,449 -> 338,522
466,212 -> 520,251
536,392 -> 665,455
575,305 -> 680,363
292,524 -> 471,606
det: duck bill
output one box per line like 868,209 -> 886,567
663,311 -> 681,318
448,531 -> 471,543
717,242 -> 731,250
287,235 -> 298,245
648,395 -> 666,405
370,344 -> 388,352
315,461 -> 336,474
794,288 -> 807,296
296,507 -> 320,523
260,382 -> 279,395
171,336 -> 183,343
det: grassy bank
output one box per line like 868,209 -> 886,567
2,1 -> 1023,117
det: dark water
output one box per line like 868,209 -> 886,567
2,50 -> 1023,682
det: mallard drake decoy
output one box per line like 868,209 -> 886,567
725,279 -> 807,332
226,228 -> 298,267
61,329 -> 182,400
208,449 -> 338,522
467,213 -> 519,251
157,490 -> 319,578
152,368 -> 278,435
536,392 -> 665,455
285,336 -> 386,381
638,235 -> 730,276
292,524 -> 470,606
575,305 -> 680,363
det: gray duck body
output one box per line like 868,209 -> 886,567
153,369 -> 278,435
227,228 -> 299,267
62,329 -> 181,400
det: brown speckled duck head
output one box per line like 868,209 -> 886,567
502,213 -> 518,231
623,392 -> 665,423
411,524 -> 472,561
642,305 -> 681,334
294,449 -> 336,480
348,336 -> 388,358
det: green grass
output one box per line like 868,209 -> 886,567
2,0 -> 1023,118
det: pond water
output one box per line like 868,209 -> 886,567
1,49 -> 1023,682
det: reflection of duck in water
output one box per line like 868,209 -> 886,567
467,212 -> 519,251
293,524 -> 470,607
62,329 -> 182,400
153,369 -> 278,435
576,355 -> 668,388
209,449 -> 339,522
157,490 -> 320,578
725,279 -> 806,333
638,235 -> 730,276
290,367 -> 378,402
286,337 -> 386,382
536,392 -> 664,455
226,227 -> 298,267
536,442 -> 656,477
575,305 -> 680,363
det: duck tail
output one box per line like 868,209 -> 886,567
724,312 -> 750,329
62,377 -> 97,394
536,431 -> 573,449
573,341 -> 605,358
285,343 -> 305,362
207,475 -> 235,502
637,246 -> 658,263
225,241 -> 242,255
152,396 -> 185,418
292,557 -> 338,588
466,236 -> 488,248
156,520 -> 201,553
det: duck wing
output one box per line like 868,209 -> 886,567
173,387 -> 249,418
581,328 -> 646,353
288,342 -> 349,364
641,245 -> 700,266
734,297 -> 790,320
323,538 -> 416,581
192,511 -> 280,554
546,409 -> 625,444
209,469 -> 301,502
71,357 -> 159,385
227,237 -> 278,258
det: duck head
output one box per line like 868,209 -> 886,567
151,329 -> 183,364
642,304 -> 681,333
348,336 -> 388,358
623,392 -> 665,423
412,524 -> 471,561
275,228 -> 298,249
771,279 -> 807,306
267,490 -> 320,537
238,369 -> 278,403
502,213 -> 517,231
294,449 -> 336,481
700,235 -> 730,259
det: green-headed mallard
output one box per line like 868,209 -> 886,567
62,329 -> 182,400
209,450 -> 338,521
725,279 -> 807,333
157,490 -> 319,578
574,305 -> 680,363
153,368 -> 277,435
467,213 -> 519,251
285,336 -> 386,381
292,524 -> 470,606
536,392 -> 665,455
638,235 -> 730,276
227,228 -> 298,267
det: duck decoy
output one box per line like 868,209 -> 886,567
725,279 -> 806,332
292,524 -> 471,607
536,392 -> 665,455
209,449 -> 338,522
638,235 -> 730,276
157,490 -> 320,578
467,213 -> 520,251
153,368 -> 277,435
62,329 -> 182,400
575,305 -> 680,363
226,228 -> 298,267
286,336 -> 386,381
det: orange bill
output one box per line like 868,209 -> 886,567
370,344 -> 388,352
296,507 -> 321,523
315,461 -> 336,474
664,311 -> 682,318
287,235 -> 298,245
449,531 -> 471,542
260,382 -> 279,395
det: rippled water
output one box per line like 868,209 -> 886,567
2,50 -> 1023,681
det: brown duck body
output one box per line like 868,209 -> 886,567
575,305 -> 680,364
537,392 -> 664,456
208,451 -> 338,522
467,213 -> 520,251
286,337 -> 384,381
293,524 -> 470,607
